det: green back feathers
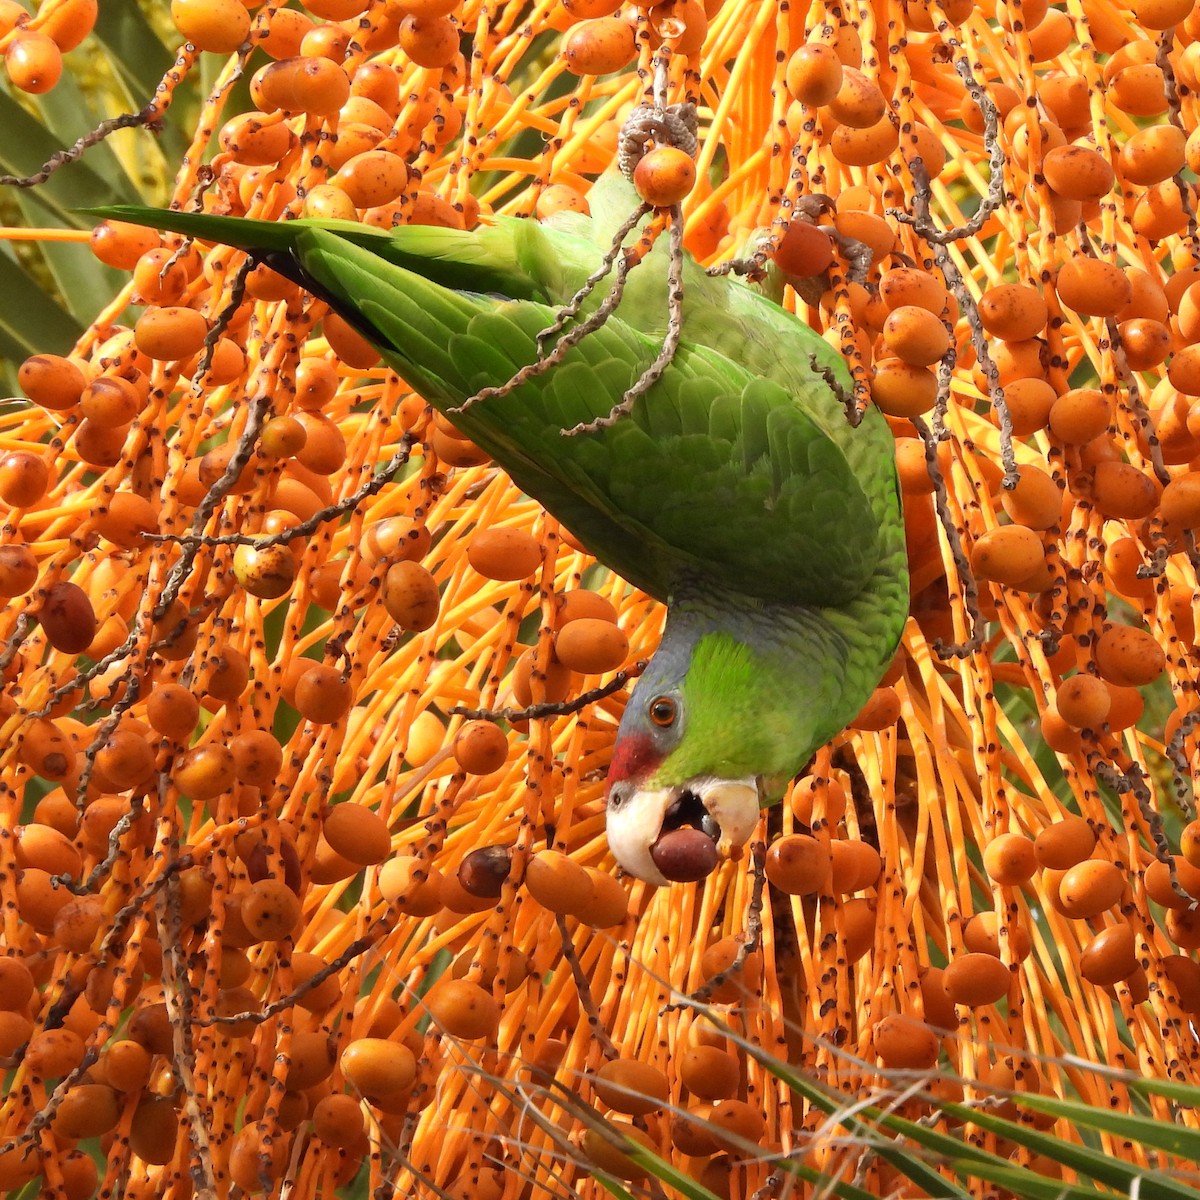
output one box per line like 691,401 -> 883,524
300,228 -> 887,606
89,198 -> 902,619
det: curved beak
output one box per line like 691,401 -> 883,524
606,776 -> 760,886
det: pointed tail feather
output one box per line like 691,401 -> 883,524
81,205 -> 364,256
82,205 -> 549,301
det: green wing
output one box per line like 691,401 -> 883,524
298,229 -> 884,607
88,204 -> 896,609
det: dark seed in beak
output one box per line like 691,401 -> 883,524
650,828 -> 719,883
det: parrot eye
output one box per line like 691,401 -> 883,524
648,696 -> 677,727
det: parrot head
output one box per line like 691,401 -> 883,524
604,630 -> 764,887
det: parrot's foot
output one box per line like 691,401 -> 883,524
617,101 -> 698,181
543,51 -> 698,437
779,196 -> 841,302
615,47 -> 697,182
707,193 -> 872,290
460,79 -> 694,435
793,194 -> 836,223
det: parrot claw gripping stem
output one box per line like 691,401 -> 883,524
616,49 -> 698,179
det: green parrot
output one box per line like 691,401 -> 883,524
94,167 -> 908,887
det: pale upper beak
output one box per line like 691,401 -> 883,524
605,775 -> 760,886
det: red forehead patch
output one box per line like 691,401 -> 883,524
607,733 -> 659,785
